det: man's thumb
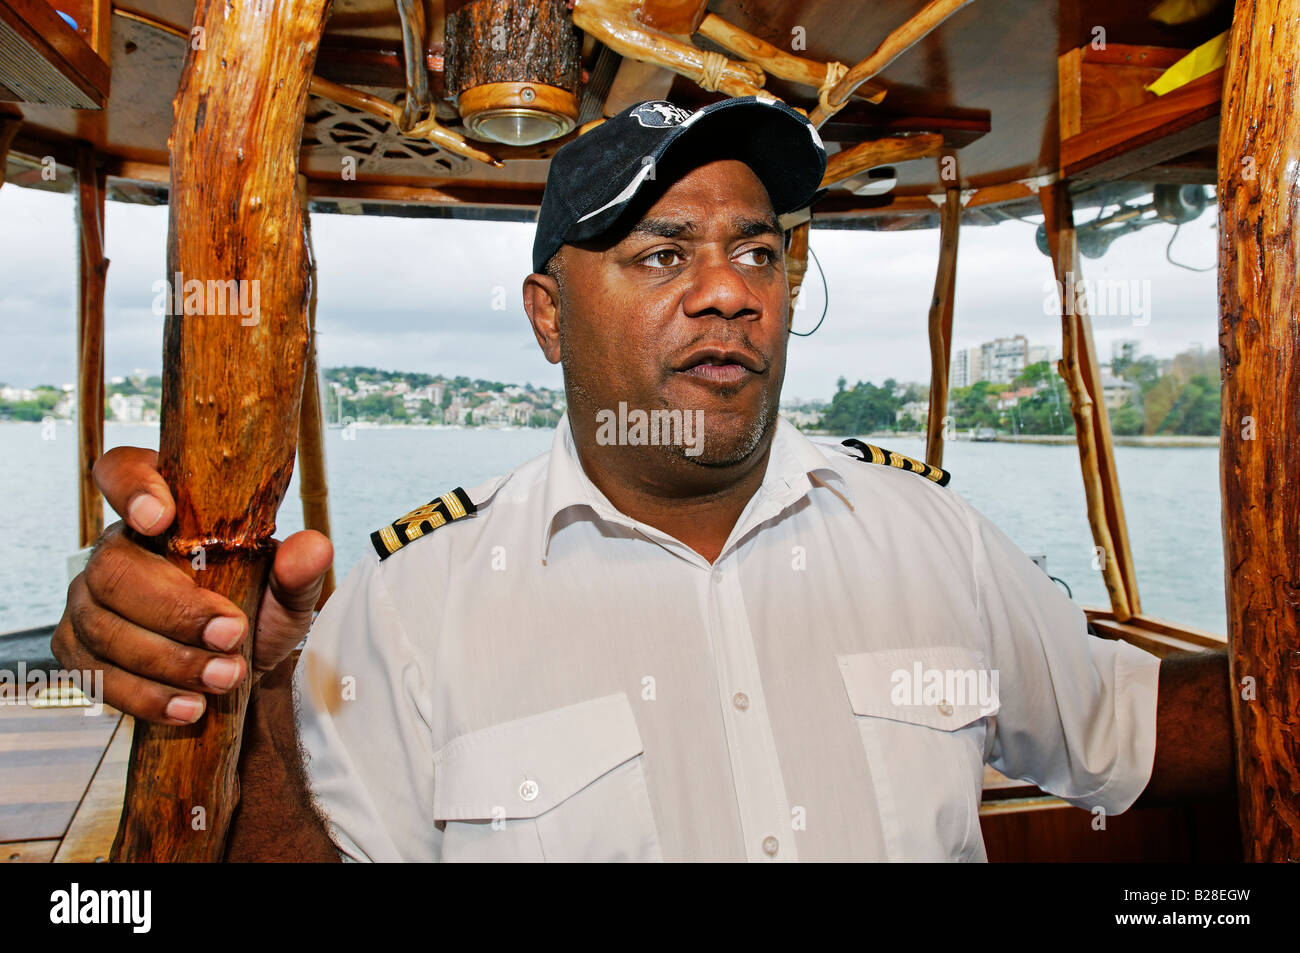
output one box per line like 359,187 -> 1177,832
254,530 -> 334,672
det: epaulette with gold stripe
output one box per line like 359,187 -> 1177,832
841,438 -> 951,486
370,487 -> 477,560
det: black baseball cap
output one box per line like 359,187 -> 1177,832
531,96 -> 828,274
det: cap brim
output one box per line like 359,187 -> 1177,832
563,97 -> 827,249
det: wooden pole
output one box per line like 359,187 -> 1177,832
924,187 -> 960,467
786,220 -> 811,307
0,111 -> 22,191
1217,0 -> 1300,861
76,147 -> 108,548
1040,182 -> 1133,620
297,189 -> 335,606
110,0 -> 330,862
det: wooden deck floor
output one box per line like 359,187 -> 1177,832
1,701 -> 131,862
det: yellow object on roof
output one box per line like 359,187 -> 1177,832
1146,30 -> 1229,97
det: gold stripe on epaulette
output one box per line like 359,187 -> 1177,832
841,438 -> 952,487
371,486 -> 477,560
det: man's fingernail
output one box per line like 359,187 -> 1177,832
203,616 -> 244,652
165,696 -> 204,723
128,494 -> 165,531
202,656 -> 243,691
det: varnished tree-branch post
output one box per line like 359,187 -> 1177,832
924,187 -> 960,467
1217,0 -> 1300,861
1040,181 -> 1134,621
76,147 -> 108,547
297,187 -> 335,606
110,0 -> 332,862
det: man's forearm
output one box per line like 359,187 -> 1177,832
225,654 -> 341,861
1136,650 -> 1236,806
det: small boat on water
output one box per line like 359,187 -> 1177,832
972,427 -> 997,442
0,0 -> 1292,864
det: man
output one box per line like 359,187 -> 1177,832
54,97 -> 1233,862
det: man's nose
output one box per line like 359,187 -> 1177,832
680,252 -> 764,321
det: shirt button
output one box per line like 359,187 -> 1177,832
712,568 -> 723,584
938,702 -> 954,717
518,779 -> 539,802
732,691 -> 750,711
762,835 -> 779,856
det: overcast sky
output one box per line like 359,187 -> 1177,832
0,183 -> 1220,403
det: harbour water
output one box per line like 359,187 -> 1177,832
0,421 -> 1226,636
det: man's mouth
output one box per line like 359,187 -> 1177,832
675,347 -> 763,386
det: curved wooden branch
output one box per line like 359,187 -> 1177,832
822,132 -> 945,187
110,0 -> 331,862
696,13 -> 886,105
394,0 -> 432,131
572,0 -> 764,97
810,0 -> 975,127
924,186 -> 959,467
308,76 -> 503,168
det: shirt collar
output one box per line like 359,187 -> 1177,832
540,411 -> 855,564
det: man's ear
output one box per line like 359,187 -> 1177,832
522,272 -> 563,365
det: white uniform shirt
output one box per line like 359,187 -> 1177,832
294,414 -> 1162,862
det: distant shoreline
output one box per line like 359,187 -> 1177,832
2,420 -> 1219,446
847,430 -> 1218,447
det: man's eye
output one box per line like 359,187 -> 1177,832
736,247 -> 775,266
643,249 -> 684,268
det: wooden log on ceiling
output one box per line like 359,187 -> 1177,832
109,0 -> 330,862
76,146 -> 108,548
924,186 -> 960,468
1039,181 -> 1134,621
445,0 -> 583,138
1217,0 -> 1300,862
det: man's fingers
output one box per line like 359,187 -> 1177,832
68,583 -> 247,693
83,524 -> 248,652
254,530 -> 333,672
92,447 -> 175,536
52,611 -> 209,726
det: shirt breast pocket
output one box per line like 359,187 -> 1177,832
837,647 -> 999,862
431,693 -> 663,862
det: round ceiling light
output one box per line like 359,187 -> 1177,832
460,82 -> 578,147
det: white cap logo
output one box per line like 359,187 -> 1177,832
632,101 -> 692,128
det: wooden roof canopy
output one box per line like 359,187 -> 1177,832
3,0 -> 1233,225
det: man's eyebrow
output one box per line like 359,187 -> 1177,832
628,218 -> 695,239
625,216 -> 783,241
735,216 -> 783,239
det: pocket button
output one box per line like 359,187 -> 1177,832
519,779 -> 539,802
